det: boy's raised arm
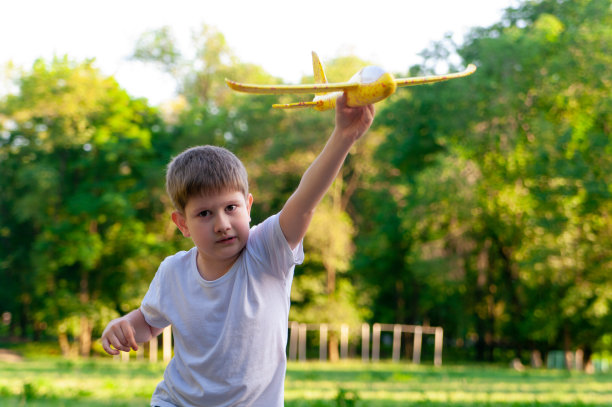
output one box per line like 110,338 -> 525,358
279,94 -> 375,249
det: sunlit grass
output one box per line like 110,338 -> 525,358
285,362 -> 612,406
0,357 -> 160,406
0,357 -> 611,406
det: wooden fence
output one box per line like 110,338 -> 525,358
115,323 -> 443,365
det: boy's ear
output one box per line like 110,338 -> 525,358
172,211 -> 191,237
246,193 -> 254,221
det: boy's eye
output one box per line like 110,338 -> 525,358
198,210 -> 211,217
226,204 -> 237,212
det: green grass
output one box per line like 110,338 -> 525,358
0,356 -> 611,406
286,362 -> 612,406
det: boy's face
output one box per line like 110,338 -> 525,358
172,189 -> 253,279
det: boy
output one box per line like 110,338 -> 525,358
100,94 -> 375,406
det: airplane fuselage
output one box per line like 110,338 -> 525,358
313,66 -> 397,111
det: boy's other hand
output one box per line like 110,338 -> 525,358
101,317 -> 139,355
335,93 -> 375,142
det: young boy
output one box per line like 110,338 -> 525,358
100,94 -> 375,406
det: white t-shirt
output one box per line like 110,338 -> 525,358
140,214 -> 304,407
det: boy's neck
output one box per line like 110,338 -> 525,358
195,251 -> 239,281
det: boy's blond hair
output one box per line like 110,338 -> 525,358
166,145 -> 249,213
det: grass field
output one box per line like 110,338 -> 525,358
1,356 -> 611,406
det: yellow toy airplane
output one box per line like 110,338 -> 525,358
226,52 -> 476,111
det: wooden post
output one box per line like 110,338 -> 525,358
372,323 -> 381,362
137,343 -> 144,360
289,322 -> 299,361
149,336 -> 158,363
575,349 -> 584,371
565,351 -> 575,370
319,324 -> 328,361
434,327 -> 443,366
163,326 -> 172,363
412,325 -> 422,364
298,324 -> 307,361
340,324 -> 349,359
361,323 -> 370,362
279,321 -> 443,364
392,324 -> 402,362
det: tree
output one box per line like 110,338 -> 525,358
0,57 -> 169,355
360,0 -> 612,362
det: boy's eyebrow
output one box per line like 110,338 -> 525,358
190,195 -> 244,211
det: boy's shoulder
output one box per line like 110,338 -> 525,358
247,213 -> 277,235
245,213 -> 282,251
157,247 -> 197,277
245,213 -> 304,274
163,246 -> 197,264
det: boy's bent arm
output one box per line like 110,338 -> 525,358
100,309 -> 163,355
280,94 -> 374,249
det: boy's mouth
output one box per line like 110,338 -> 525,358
217,236 -> 236,244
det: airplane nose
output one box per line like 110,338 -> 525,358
360,66 -> 386,84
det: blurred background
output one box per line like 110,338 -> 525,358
1,0 -> 610,371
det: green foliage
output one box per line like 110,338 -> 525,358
2,0 -> 612,365
132,26 -> 182,74
0,57 -> 173,352
335,388 -> 360,407
355,0 -> 612,360
22,382 -> 38,401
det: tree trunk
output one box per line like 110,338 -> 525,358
78,264 -> 93,358
58,332 -> 71,357
326,262 -> 338,362
563,325 -> 572,370
79,316 -> 92,357
475,240 -> 490,361
396,280 -> 405,323
328,332 -> 339,362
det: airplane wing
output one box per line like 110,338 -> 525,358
395,64 -> 477,87
272,101 -> 321,109
225,79 -> 360,95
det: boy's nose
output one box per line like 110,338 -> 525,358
214,214 -> 231,233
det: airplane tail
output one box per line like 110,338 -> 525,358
312,52 -> 328,95
271,52 -> 329,109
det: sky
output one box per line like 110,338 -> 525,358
1,0 -> 518,106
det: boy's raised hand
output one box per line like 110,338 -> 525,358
335,93 -> 375,142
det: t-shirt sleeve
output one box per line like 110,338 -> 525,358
140,259 -> 171,329
247,213 -> 304,280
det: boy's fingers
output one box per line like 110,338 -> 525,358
366,103 -> 375,117
101,337 -> 118,355
364,104 -> 375,125
110,338 -> 126,352
337,93 -> 354,113
121,321 -> 139,351
108,331 -> 131,352
108,334 -> 130,354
